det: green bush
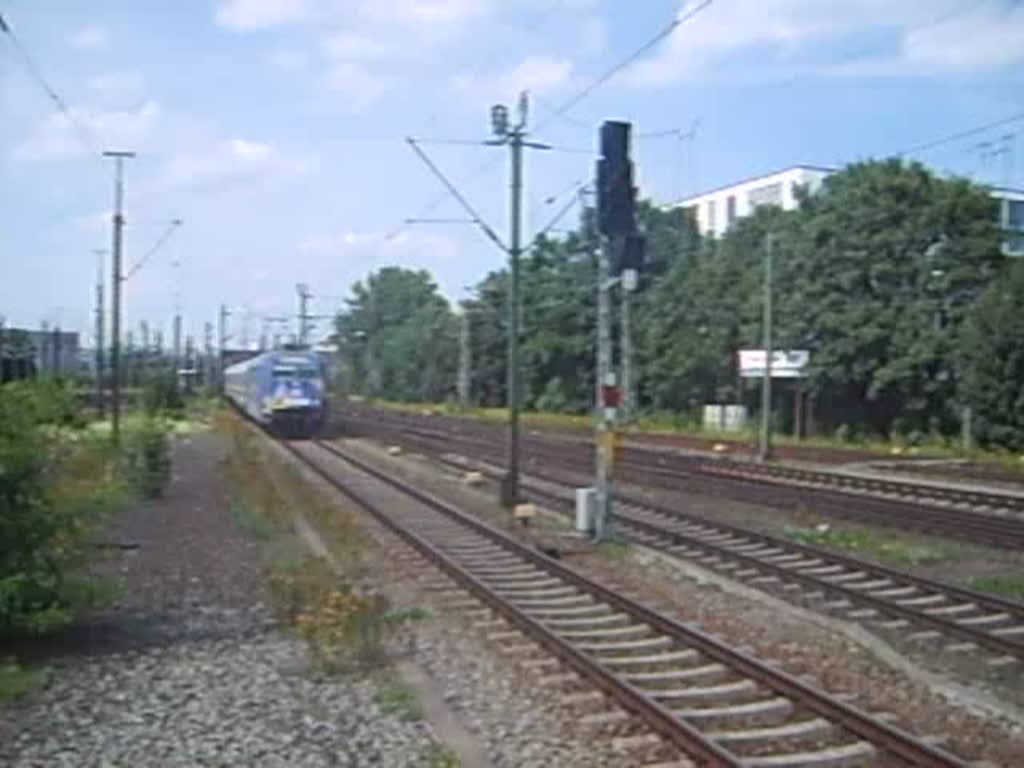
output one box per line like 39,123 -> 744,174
142,371 -> 185,419
124,418 -> 171,498
0,381 -> 123,637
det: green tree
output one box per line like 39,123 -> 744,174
960,258 -> 1024,450
784,159 -> 1003,437
335,268 -> 458,402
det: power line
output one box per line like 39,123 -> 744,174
405,138 -> 508,254
533,0 -> 713,133
896,111 -> 1024,158
0,11 -> 98,157
123,219 -> 183,281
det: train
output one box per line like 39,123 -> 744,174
224,349 -> 327,437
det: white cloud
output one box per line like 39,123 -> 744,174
451,54 -> 574,105
215,0 -> 312,30
323,61 -> 399,110
297,229 -> 462,298
160,138 -> 316,188
13,101 -> 161,162
357,0 -> 486,30
322,32 -> 400,61
73,210 -> 113,235
268,48 -> 310,72
628,0 -> 1024,86
69,24 -> 109,50
87,72 -> 147,106
579,16 -> 608,56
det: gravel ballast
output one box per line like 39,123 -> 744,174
0,432 -> 439,767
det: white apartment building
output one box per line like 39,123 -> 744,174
674,165 -> 834,238
673,164 -> 1024,257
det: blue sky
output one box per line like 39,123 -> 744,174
2,0 -> 1023,347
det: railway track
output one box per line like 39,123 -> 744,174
339,406 -> 1024,548
339,413 -> 1024,678
283,435 -> 968,767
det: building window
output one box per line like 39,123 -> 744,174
748,182 -> 783,209
1007,200 -> 1024,229
1004,199 -> 1024,256
726,195 -> 737,225
706,200 -> 716,233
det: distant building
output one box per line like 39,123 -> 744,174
2,328 -> 81,377
994,186 -> 1024,257
674,165 -> 834,238
672,164 -> 1024,257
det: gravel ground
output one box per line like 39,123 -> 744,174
0,432 -> 438,768
339,436 -> 1024,767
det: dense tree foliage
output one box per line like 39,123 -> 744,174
333,160 -> 1018,447
334,268 -> 458,402
960,259 -> 1024,450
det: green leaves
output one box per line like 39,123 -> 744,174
334,267 -> 458,403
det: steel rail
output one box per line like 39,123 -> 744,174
343,416 -> 1024,660
311,438 -> 967,768
350,409 -> 1024,548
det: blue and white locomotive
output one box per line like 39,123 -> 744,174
224,350 -> 327,437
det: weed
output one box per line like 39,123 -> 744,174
230,499 -> 277,540
968,573 -> 1024,599
0,658 -> 47,702
782,524 -> 964,566
422,743 -> 461,767
375,677 -> 421,721
597,541 -> 630,561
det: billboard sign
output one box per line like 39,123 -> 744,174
738,349 -> 809,378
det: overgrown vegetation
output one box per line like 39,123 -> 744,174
374,676 -> 422,721
782,523 -> 965,566
332,160 -> 1020,450
0,380 -> 128,637
0,657 -> 47,702
968,572 -> 1024,600
221,411 -> 425,673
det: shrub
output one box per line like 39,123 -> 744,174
123,417 -> 172,498
142,371 -> 184,419
0,381 -> 123,637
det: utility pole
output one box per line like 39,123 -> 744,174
759,233 -> 774,463
140,320 -> 150,380
595,228 -> 615,541
203,321 -> 214,388
620,279 -> 634,424
488,92 -> 549,508
297,283 -> 313,347
172,311 -> 182,377
218,304 -> 230,392
103,150 -> 135,445
457,306 -> 471,408
93,249 -> 107,417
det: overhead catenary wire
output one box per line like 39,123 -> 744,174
0,11 -> 99,157
123,219 -> 183,281
532,0 -> 714,133
405,138 -> 509,254
895,111 -> 1024,159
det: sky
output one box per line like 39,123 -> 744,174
2,0 -> 1023,347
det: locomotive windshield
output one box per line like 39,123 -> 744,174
272,365 -> 319,379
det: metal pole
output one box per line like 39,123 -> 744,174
93,249 -> 106,418
458,307 -> 471,408
620,282 -> 633,424
500,123 -> 524,508
595,234 -> 615,541
173,312 -> 182,376
104,150 -> 134,445
218,304 -> 230,392
759,233 -> 774,462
